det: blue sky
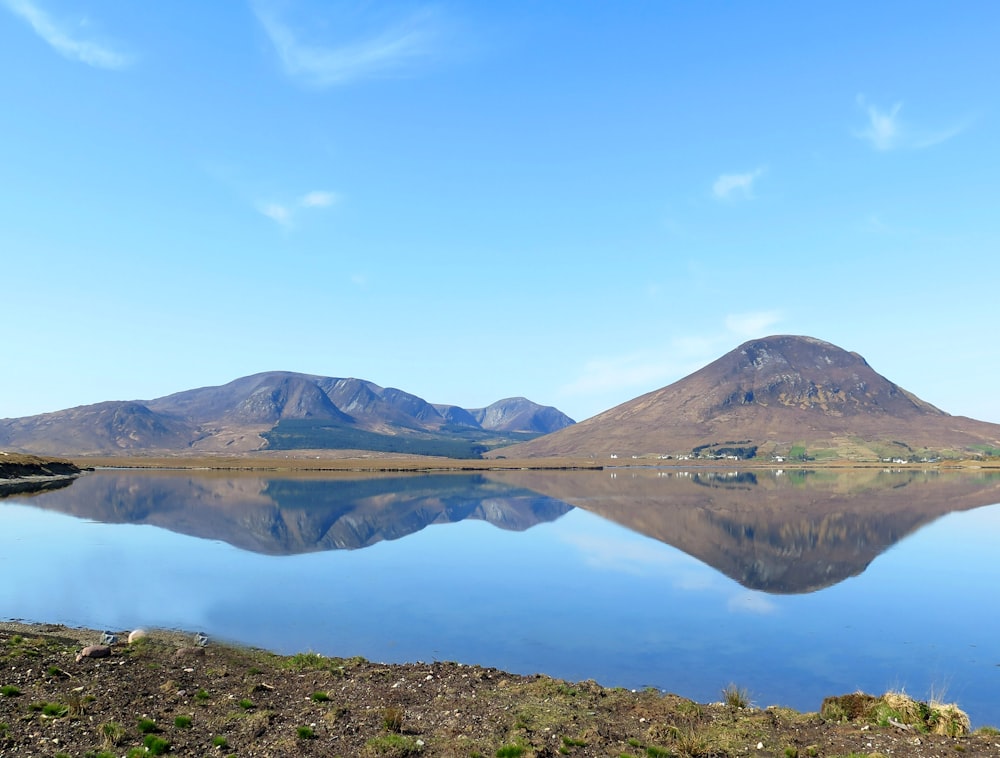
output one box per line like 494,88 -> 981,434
2,1 -> 998,424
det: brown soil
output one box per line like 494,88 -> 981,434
1,623 -> 997,758
0,454 -> 80,479
0,454 -> 81,497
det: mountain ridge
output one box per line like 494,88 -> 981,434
0,372 -> 574,457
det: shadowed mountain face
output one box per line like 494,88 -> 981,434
487,467 -> 1000,593
0,372 -> 574,456
10,471 -> 573,555
498,335 -> 1000,459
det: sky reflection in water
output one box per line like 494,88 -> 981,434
1,469 -> 998,727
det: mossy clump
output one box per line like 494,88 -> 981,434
821,691 -> 970,736
142,734 -> 170,755
364,732 -> 424,756
30,701 -> 68,718
821,693 -> 880,722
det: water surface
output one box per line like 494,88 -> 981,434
2,467 -> 998,726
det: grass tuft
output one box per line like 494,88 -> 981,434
30,701 -> 68,718
383,706 -> 404,733
101,721 -> 126,747
722,683 -> 751,709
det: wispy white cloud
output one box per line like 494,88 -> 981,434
1,0 -> 131,69
712,167 -> 765,200
561,532 -> 710,582
726,591 -> 777,615
252,1 -> 442,87
724,310 -> 782,338
300,190 -> 339,208
558,349 -> 698,400
258,202 -> 293,227
257,189 -> 339,227
854,98 -> 903,150
854,96 -> 968,151
559,313 -> 785,403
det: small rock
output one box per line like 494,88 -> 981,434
76,645 -> 112,663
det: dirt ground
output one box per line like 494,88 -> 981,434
0,623 -> 997,758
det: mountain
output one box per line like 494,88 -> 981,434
0,372 -> 574,458
496,335 -> 1000,461
467,397 -> 576,434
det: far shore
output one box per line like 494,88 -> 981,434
65,452 -> 1000,473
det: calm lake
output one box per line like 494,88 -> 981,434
2,467 -> 999,727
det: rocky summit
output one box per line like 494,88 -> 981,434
497,335 -> 1000,461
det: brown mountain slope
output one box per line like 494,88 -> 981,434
0,372 -> 574,457
497,335 -> 1000,460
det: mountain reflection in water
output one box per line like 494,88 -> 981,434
485,467 -> 1000,593
8,467 -> 1000,593
18,471 -> 573,554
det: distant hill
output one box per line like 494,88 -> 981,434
496,335 -> 1000,461
0,372 -> 574,458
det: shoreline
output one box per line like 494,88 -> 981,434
2,621 -> 999,757
67,452 -> 1000,473
3,449 -> 999,475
